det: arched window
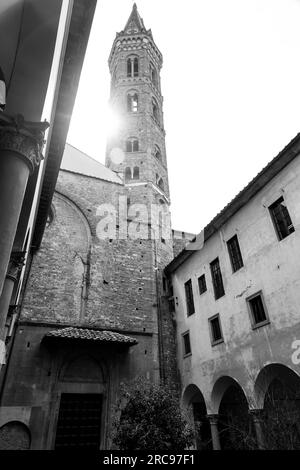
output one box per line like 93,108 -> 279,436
152,98 -> 159,123
157,177 -> 164,191
154,145 -> 161,160
134,58 -> 139,77
127,57 -> 139,78
127,92 -> 138,112
127,59 -> 132,77
126,138 -> 139,152
150,62 -> 158,87
133,167 -> 139,179
125,167 -> 132,182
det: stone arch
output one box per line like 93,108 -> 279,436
21,191 -> 92,323
254,363 -> 300,409
211,376 -> 251,449
182,384 -> 212,450
0,421 -> 31,450
211,375 -> 249,412
254,363 -> 300,449
59,353 -> 107,384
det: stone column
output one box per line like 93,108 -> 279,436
0,113 -> 48,295
0,252 -> 25,366
250,409 -> 265,450
207,414 -> 221,450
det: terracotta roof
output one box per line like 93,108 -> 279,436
44,327 -> 137,346
166,132 -> 300,275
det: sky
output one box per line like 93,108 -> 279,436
67,0 -> 300,234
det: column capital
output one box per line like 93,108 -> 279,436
207,413 -> 219,425
0,112 -> 49,173
249,409 -> 264,423
7,251 -> 26,282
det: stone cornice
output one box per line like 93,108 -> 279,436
109,34 -> 162,70
0,113 -> 49,173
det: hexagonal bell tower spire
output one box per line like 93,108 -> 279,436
124,3 -> 146,34
106,3 -> 170,208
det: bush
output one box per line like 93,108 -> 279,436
112,379 -> 194,451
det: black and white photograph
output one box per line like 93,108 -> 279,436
0,0 -> 300,458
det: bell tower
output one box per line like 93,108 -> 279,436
106,3 -> 170,206
106,4 -> 178,388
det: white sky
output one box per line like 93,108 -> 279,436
67,0 -> 300,234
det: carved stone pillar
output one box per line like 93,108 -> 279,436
0,113 -> 48,296
207,414 -> 221,450
250,409 -> 265,450
0,252 -> 25,366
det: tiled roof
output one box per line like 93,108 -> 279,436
61,144 -> 123,184
45,327 -> 137,346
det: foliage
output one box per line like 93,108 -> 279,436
112,379 -> 194,451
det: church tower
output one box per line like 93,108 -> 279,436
106,3 -> 170,207
106,4 -> 177,387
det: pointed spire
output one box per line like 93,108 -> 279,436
123,3 -> 146,34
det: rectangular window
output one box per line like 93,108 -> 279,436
184,279 -> 195,316
210,258 -> 225,299
248,293 -> 268,328
269,196 -> 295,240
227,235 -> 244,272
209,314 -> 223,345
182,331 -> 191,355
198,274 -> 207,295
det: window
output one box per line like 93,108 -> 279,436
210,258 -> 225,299
150,62 -> 158,87
134,57 -> 139,77
209,314 -> 223,345
127,92 -> 138,112
152,98 -> 159,122
184,279 -> 195,316
126,138 -> 139,152
125,167 -> 132,182
127,59 -> 132,77
154,145 -> 161,160
157,178 -> 164,191
269,197 -> 295,241
198,274 -> 207,295
182,331 -> 191,356
133,166 -> 139,179
127,57 -> 139,78
227,235 -> 244,272
247,293 -> 268,328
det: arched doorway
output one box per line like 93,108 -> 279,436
255,364 -> 300,449
182,384 -> 212,450
52,354 -> 107,449
212,376 -> 252,450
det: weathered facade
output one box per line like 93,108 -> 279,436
0,0 -> 97,450
0,5 -> 182,449
166,134 -> 300,450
